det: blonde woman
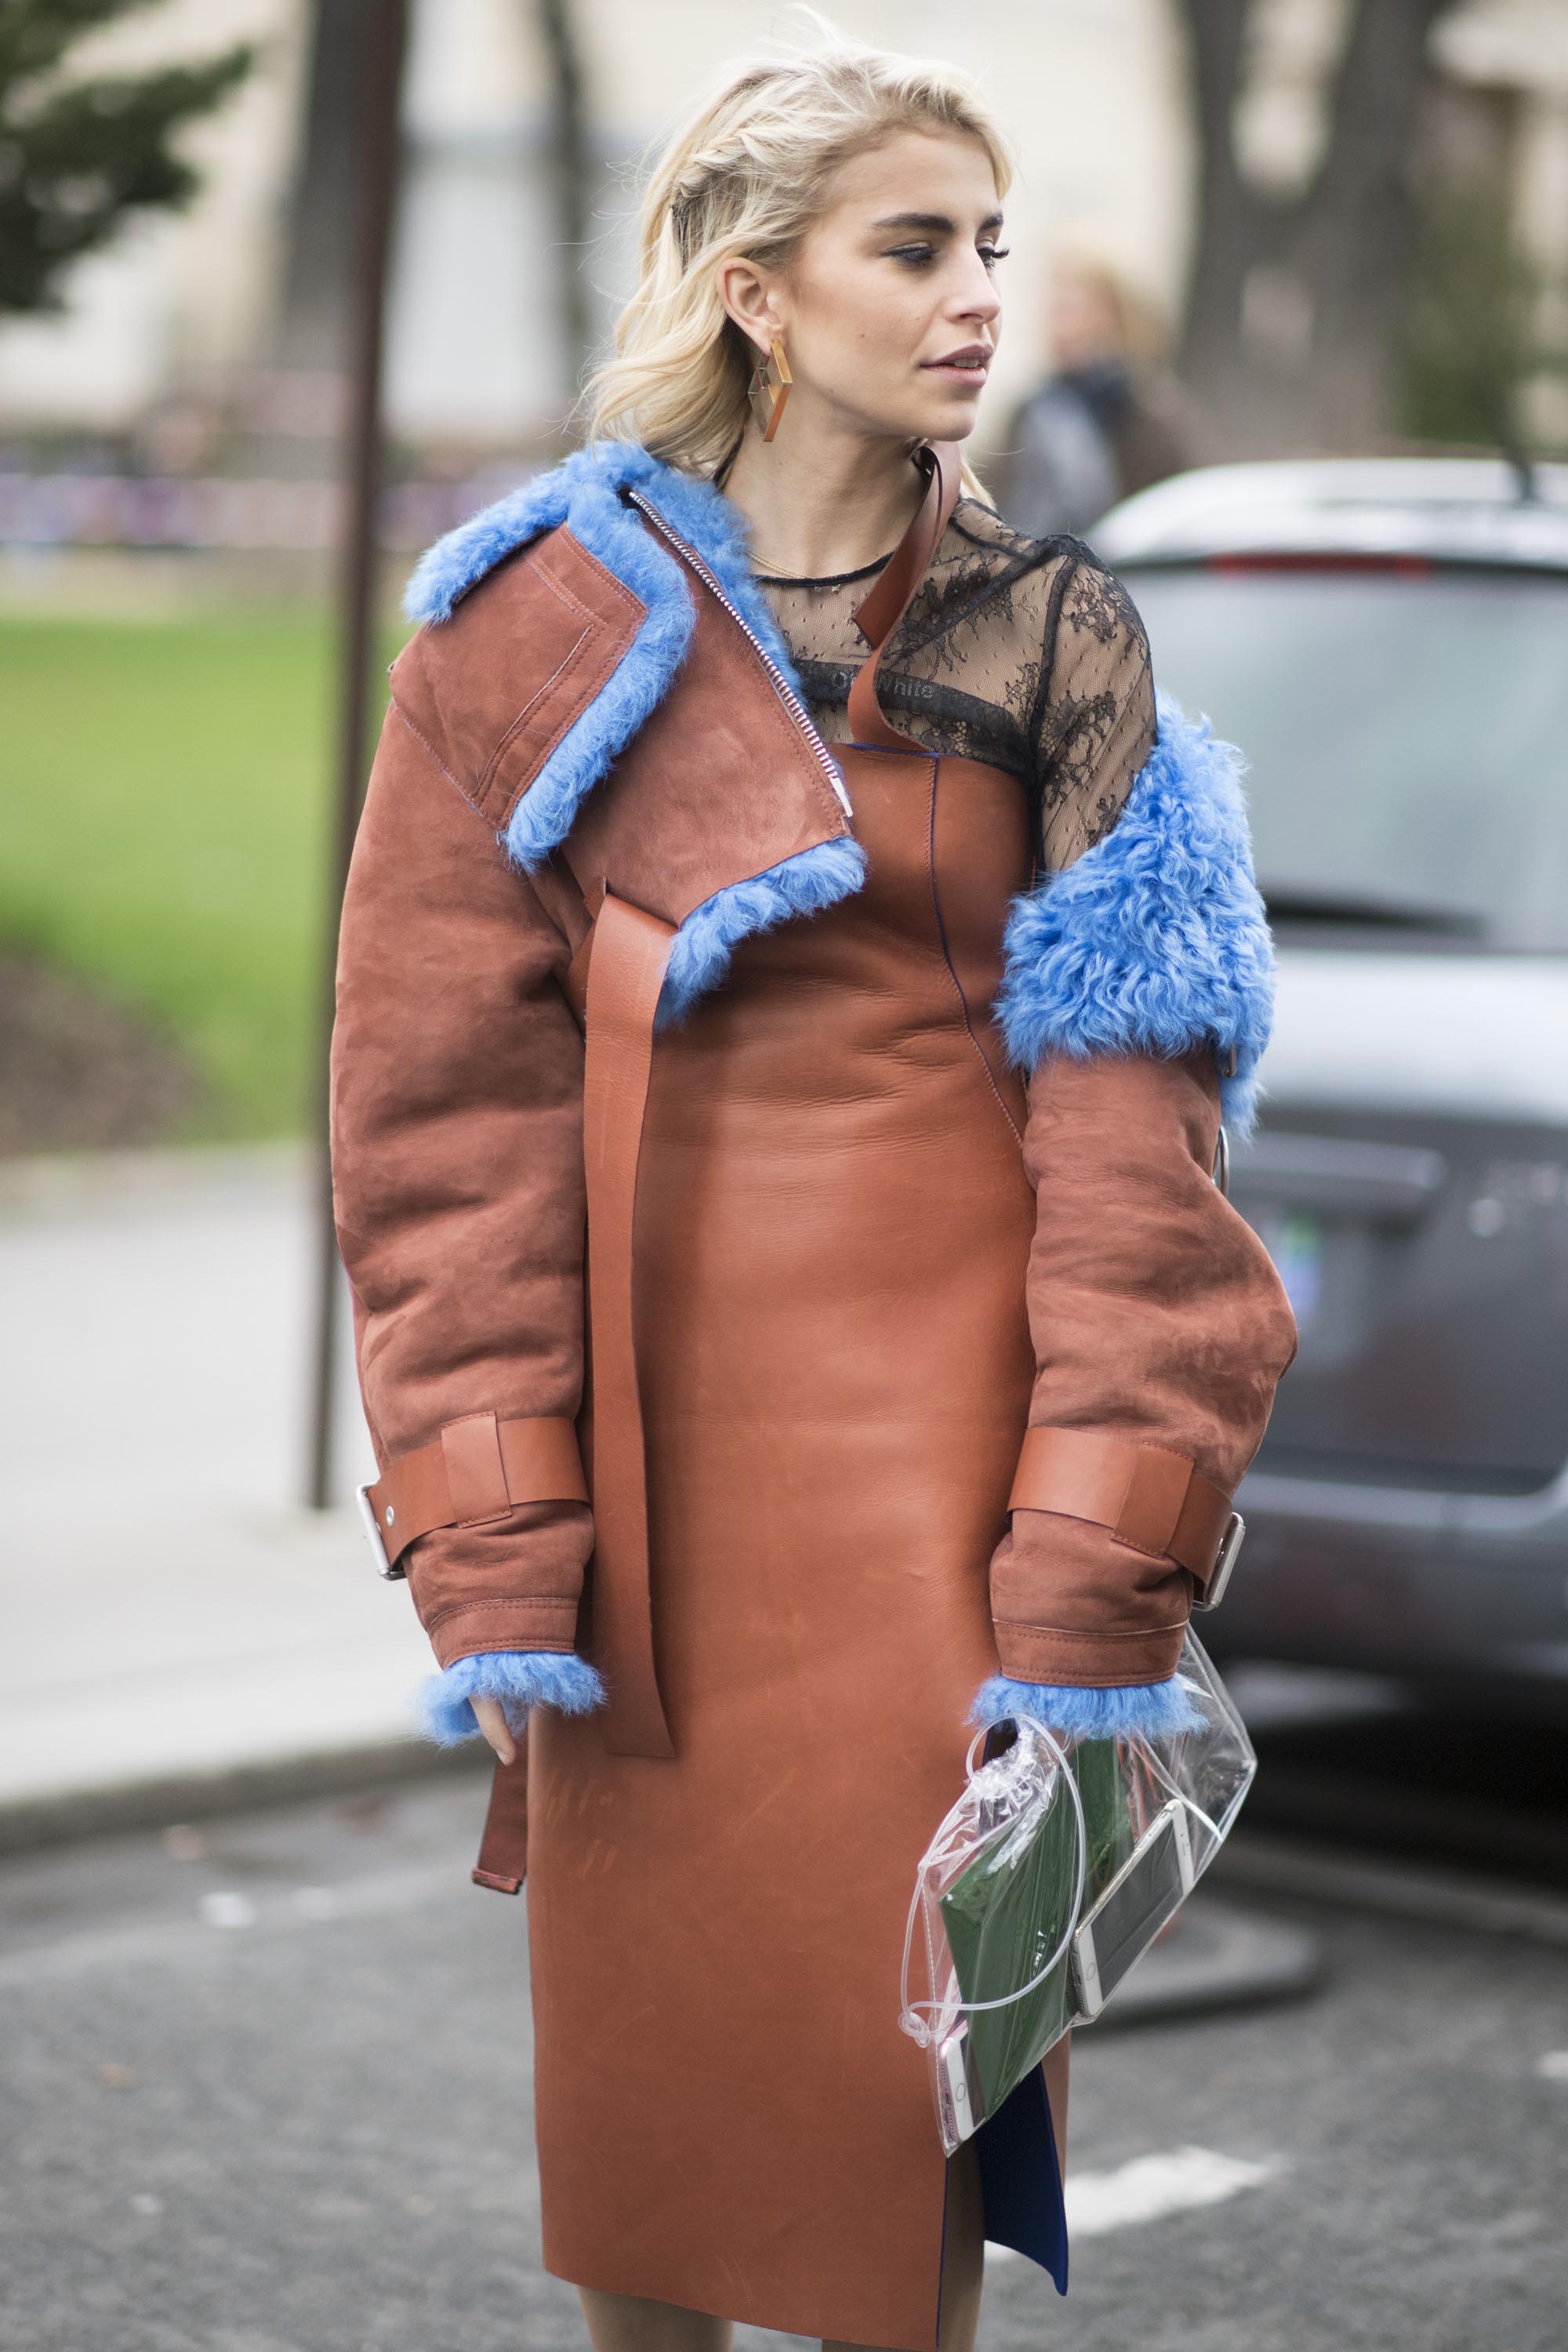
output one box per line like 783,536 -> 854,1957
329,27 -> 1294,2352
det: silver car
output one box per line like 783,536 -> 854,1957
1094,459 -> 1568,1710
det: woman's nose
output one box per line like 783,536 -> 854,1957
955,275 -> 1001,325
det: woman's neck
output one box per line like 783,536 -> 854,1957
718,421 -> 928,579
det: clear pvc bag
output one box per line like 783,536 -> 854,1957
898,1629 -> 1255,2153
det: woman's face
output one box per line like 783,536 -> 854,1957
724,129 -> 1006,450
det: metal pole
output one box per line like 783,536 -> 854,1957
305,0 -> 409,1510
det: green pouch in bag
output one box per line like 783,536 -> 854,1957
935,1751 -> 1081,2124
898,1629 -> 1255,2154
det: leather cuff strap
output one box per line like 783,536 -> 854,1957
1007,1425 -> 1234,1593
363,1412 -> 587,1574
473,1747 -> 530,1895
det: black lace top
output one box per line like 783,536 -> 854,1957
752,495 -> 1156,873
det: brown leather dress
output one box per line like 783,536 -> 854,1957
525,485 -> 1057,2347
334,440 -> 1296,2349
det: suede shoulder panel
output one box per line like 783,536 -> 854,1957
390,521 -> 650,833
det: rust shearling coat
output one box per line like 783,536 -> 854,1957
328,441 -> 1296,2349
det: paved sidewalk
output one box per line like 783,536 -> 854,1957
0,1145 -> 445,1839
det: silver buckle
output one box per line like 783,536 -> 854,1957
355,1481 -> 405,1581
1193,1512 -> 1244,1612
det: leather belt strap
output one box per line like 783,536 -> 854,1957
847,441 -> 963,753
470,881 -> 679,1889
1007,1425 -> 1235,1595
559,868 -> 604,1025
473,1746 -> 530,1894
363,1412 -> 587,1576
582,886 -> 678,1757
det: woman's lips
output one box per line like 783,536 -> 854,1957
922,350 -> 992,380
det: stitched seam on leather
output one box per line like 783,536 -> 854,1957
389,698 -> 466,798
530,553 -> 601,627
476,612 -> 593,799
539,525 -> 645,625
474,550 -> 626,796
424,1595 -> 582,1633
999,1620 -> 1190,1642
925,757 -> 1027,1153
477,627 -> 603,821
478,533 -> 646,825
389,699 -> 543,853
446,1640 -> 573,1662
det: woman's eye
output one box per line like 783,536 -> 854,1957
885,244 -> 936,267
979,245 -> 1011,270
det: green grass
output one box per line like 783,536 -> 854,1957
0,608 -> 402,1142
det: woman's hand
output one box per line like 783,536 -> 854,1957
471,1694 -> 517,1766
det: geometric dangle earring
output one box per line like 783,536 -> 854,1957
747,334 -> 793,441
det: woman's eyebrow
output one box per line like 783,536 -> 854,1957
870,209 -> 1006,235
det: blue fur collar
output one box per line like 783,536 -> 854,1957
404,441 -> 866,1019
405,438 -> 801,673
402,440 -> 811,872
993,695 -> 1274,1134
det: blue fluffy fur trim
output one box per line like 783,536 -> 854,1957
993,692 -> 1274,1135
401,440 -> 865,1009
970,1673 -> 1207,1744
404,437 -> 674,628
419,1650 -> 606,1747
657,835 -> 867,1026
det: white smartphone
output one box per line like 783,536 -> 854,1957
1070,1800 -> 1196,2020
936,2025 -> 975,2145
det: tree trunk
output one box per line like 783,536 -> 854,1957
1178,0 -> 1272,397
272,0 -> 384,381
536,0 -> 593,404
1176,0 -> 1450,455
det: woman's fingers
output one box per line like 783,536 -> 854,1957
471,1693 -> 517,1766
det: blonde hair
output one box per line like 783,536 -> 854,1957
581,17 -> 1013,495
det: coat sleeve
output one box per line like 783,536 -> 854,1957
329,682 -> 602,1739
974,556 -> 1298,1738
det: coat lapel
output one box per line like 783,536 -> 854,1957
402,441 -> 866,1026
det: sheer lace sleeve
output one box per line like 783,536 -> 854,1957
1031,548 -> 1156,874
750,499 -> 1156,877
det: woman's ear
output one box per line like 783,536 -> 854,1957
715,255 -> 782,356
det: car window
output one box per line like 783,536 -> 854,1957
1120,567 -> 1568,949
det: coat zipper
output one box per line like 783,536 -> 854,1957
626,487 -> 855,819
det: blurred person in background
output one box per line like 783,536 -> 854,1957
1000,249 -> 1196,538
328,23 -> 1294,2352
